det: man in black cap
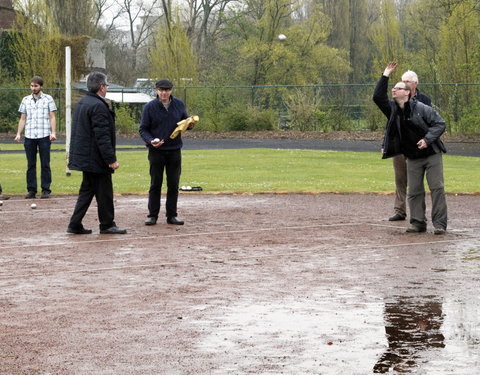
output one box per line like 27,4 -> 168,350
139,79 -> 197,226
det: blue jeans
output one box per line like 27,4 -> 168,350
24,136 -> 52,194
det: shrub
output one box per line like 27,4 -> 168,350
0,89 -> 23,133
451,105 -> 480,133
114,104 -> 138,134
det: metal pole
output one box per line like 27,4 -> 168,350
65,46 -> 72,176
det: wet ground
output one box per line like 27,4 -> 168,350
0,193 -> 479,374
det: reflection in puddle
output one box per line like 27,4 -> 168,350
374,296 -> 445,373
196,291 -> 480,373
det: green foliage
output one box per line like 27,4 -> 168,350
11,0 -> 62,85
368,0 -> 405,79
450,104 -> 480,133
221,0 -> 351,86
0,89 -> 24,133
148,11 -> 197,84
0,31 -> 18,80
221,104 -> 275,131
114,104 -> 138,135
365,101 -> 387,132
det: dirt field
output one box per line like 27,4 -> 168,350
0,193 -> 479,374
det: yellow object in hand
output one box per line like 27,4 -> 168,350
170,115 -> 199,139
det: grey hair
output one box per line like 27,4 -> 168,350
87,72 -> 108,93
402,70 -> 418,83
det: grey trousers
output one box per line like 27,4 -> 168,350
406,153 -> 448,230
393,154 -> 407,216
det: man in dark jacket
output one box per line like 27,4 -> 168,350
373,62 -> 447,234
139,79 -> 196,226
67,72 -> 126,235
385,66 -> 432,222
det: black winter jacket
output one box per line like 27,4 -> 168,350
139,96 -> 188,150
373,75 -> 446,159
69,93 -> 117,173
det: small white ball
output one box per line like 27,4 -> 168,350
31,203 -> 37,209
153,138 -> 160,143
278,34 -> 287,41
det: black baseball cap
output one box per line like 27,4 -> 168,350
155,79 -> 173,89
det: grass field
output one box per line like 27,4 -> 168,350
0,148 -> 479,195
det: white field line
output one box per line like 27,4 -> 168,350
0,224 -> 475,280
0,222 -> 376,250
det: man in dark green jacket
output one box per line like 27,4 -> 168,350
373,62 -> 447,234
67,72 -> 126,235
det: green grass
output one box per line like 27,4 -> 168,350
0,148 -> 478,195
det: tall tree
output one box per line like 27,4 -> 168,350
11,0 -> 62,85
368,0 -> 405,79
49,0 -> 96,37
438,0 -> 479,83
147,10 -> 198,84
117,0 -> 162,72
348,0 -> 370,83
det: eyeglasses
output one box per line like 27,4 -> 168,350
392,87 -> 408,91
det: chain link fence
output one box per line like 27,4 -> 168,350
1,83 -> 479,134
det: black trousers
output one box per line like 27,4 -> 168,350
69,171 -> 115,230
147,148 -> 181,219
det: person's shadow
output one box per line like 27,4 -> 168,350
374,296 -> 445,373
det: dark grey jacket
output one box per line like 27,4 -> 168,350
69,93 -> 117,173
373,75 -> 446,159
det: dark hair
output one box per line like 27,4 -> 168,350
30,76 -> 44,86
87,71 -> 108,93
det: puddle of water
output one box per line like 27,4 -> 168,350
196,294 -> 386,374
195,290 -> 480,374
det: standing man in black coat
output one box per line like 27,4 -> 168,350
139,79 -> 196,226
67,72 -> 127,235
374,62 -> 448,235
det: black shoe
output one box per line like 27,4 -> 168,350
406,226 -> 426,233
145,217 -> 157,226
67,226 -> 93,234
389,213 -> 406,221
25,191 -> 36,199
434,228 -> 446,235
40,191 -> 50,199
100,226 -> 127,234
167,216 -> 184,225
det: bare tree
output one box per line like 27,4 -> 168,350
183,0 -> 236,51
94,0 -> 124,37
116,0 -> 162,71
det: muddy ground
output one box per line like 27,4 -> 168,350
0,193 -> 479,374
